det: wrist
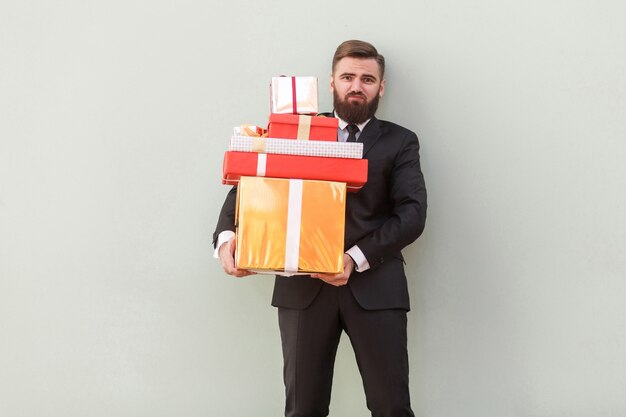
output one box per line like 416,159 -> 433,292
346,254 -> 357,271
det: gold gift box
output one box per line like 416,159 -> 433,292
235,176 -> 346,276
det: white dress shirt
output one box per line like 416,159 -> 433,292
335,114 -> 371,272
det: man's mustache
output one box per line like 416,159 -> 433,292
346,92 -> 367,100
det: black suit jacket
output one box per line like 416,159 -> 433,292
213,115 -> 427,311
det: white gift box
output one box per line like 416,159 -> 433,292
270,76 -> 318,115
229,135 -> 363,159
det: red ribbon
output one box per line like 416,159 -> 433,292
291,76 -> 297,114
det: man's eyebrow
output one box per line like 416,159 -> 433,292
339,71 -> 378,80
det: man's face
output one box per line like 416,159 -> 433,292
330,57 -> 385,124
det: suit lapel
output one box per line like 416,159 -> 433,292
320,112 -> 383,156
359,117 -> 382,157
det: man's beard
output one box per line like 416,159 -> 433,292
333,90 -> 380,125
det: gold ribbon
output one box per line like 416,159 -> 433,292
240,124 -> 268,137
251,137 -> 266,153
296,115 -> 312,140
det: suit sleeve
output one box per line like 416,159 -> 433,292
355,131 -> 427,269
212,186 -> 238,248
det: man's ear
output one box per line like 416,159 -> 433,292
379,79 -> 385,97
329,74 -> 335,92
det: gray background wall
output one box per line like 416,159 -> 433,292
1,1 -> 625,416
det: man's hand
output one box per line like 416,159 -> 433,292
218,236 -> 255,277
310,254 -> 354,286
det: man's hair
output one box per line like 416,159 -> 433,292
332,40 -> 385,79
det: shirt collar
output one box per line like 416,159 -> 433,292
334,111 -> 371,132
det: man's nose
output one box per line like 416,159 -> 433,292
349,79 -> 363,93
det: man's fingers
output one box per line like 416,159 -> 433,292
229,269 -> 253,277
310,272 -> 349,286
217,237 -> 255,278
229,236 -> 236,255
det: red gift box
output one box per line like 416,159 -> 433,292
267,114 -> 338,141
222,151 -> 368,192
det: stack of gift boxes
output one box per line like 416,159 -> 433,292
221,76 -> 368,276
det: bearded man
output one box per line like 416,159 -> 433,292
214,40 -> 427,417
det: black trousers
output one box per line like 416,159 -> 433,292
278,283 -> 415,417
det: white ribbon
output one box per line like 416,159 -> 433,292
284,179 -> 303,275
256,154 -> 267,177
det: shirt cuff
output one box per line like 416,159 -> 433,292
214,230 -> 236,258
346,245 -> 370,272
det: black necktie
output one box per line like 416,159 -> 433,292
346,124 -> 359,142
